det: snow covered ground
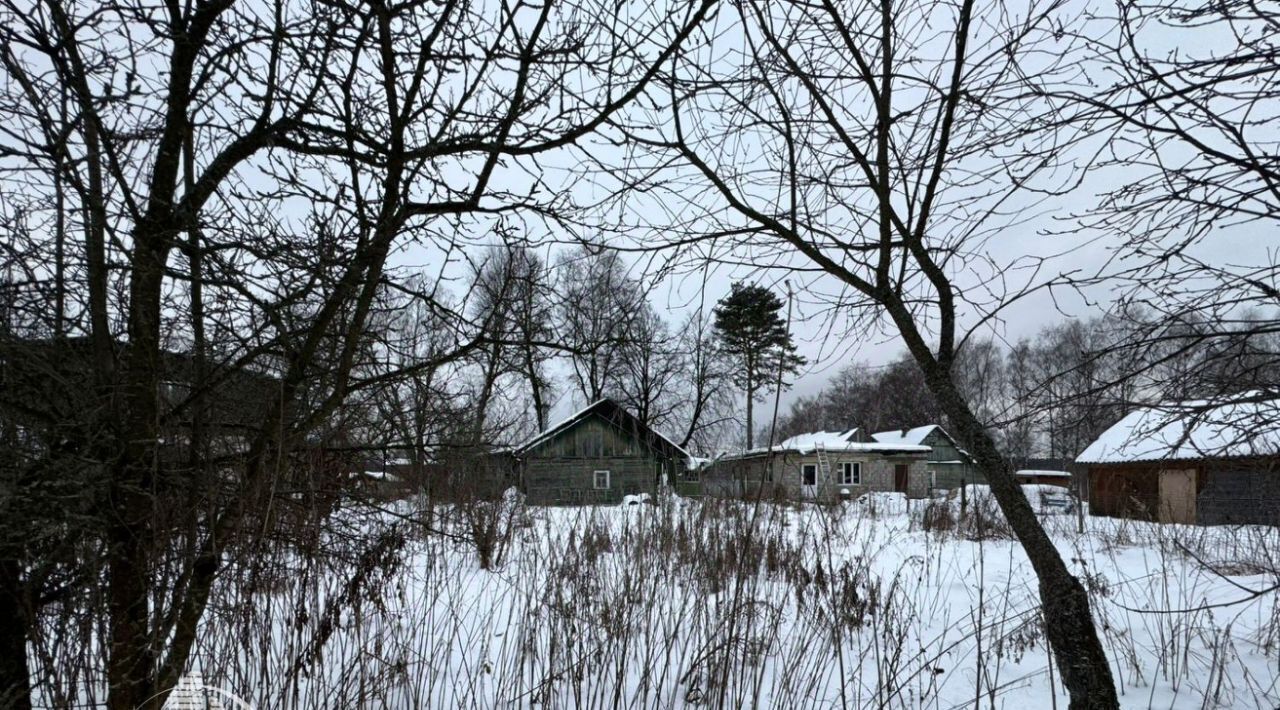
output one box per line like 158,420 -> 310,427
173,495 -> 1279,708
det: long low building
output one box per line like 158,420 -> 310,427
1076,392 -> 1280,525
703,429 -> 932,501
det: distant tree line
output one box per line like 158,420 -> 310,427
774,310 -> 1280,459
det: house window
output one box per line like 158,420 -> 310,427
801,464 -> 817,486
840,461 -> 861,485
593,470 -> 611,490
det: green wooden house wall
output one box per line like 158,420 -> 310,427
518,401 -> 686,505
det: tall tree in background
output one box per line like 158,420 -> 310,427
507,249 -> 555,431
557,247 -> 644,402
468,246 -> 523,443
1003,339 -> 1041,459
674,308 -> 735,451
713,283 -> 804,449
617,302 -> 683,431
369,277 -> 468,478
467,244 -> 557,442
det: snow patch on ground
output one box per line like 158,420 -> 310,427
132,498 -> 1280,709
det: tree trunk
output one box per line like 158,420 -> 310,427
108,259 -> 167,710
473,340 -> 503,445
525,350 -> 547,431
922,362 -> 1119,708
681,386 -> 706,450
745,383 -> 754,450
0,560 -> 31,710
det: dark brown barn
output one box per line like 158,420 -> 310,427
1077,394 -> 1280,525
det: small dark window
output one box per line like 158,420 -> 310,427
593,470 -> 611,489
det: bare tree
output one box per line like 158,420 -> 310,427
616,302 -> 683,431
1002,338 -> 1041,459
1,3 -> 337,706
466,244 -> 556,437
467,245 -> 527,444
556,246 -> 645,403
621,0 -> 1120,703
952,340 -> 1007,436
774,354 -> 946,443
507,248 -> 556,431
0,0 -> 715,706
673,308 -> 736,452
1057,0 -> 1280,413
367,276 -> 468,477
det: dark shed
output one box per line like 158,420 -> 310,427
1077,393 -> 1280,525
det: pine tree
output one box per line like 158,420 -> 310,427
713,283 -> 805,449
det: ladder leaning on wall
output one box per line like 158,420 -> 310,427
814,442 -> 832,486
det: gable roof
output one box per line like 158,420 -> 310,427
871,424 -> 941,446
871,424 -> 974,463
1076,391 -> 1280,465
777,428 -> 861,449
513,398 -> 690,459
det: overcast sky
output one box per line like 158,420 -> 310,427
374,0 -> 1273,424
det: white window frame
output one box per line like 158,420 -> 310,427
593,469 -> 611,490
840,461 -> 861,485
801,463 -> 818,485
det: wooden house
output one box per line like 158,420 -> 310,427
512,399 -> 689,505
871,424 -> 980,488
1077,393 -> 1280,525
704,428 -> 932,502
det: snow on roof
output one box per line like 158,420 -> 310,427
872,424 -> 973,460
721,427 -> 930,459
777,428 -> 861,449
871,425 -> 940,446
686,456 -> 711,471
354,470 -> 402,482
512,398 -> 606,452
1076,392 -> 1280,465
